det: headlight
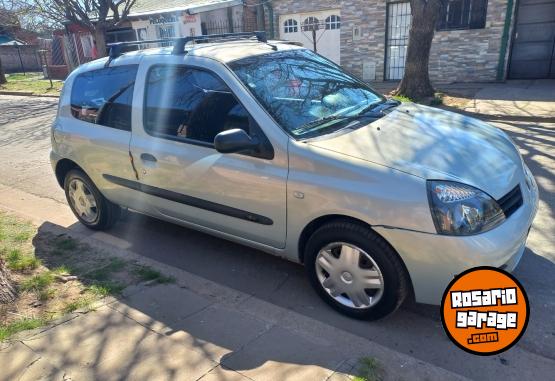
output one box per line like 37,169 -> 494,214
427,180 -> 505,236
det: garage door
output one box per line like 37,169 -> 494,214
509,0 -> 555,79
279,10 -> 341,64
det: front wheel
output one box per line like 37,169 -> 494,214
305,221 -> 409,320
64,169 -> 120,230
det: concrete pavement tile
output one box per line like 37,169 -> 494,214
236,295 -> 289,325
171,304 -> 270,361
94,333 -> 218,381
111,284 -> 214,336
16,357 -> 68,381
221,325 -> 345,381
325,358 -> 359,381
22,306 -> 159,369
0,342 -> 41,381
326,373 -> 354,381
199,365 -> 252,381
19,304 -> 218,381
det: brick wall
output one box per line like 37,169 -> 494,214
429,0 -> 509,82
269,0 -> 510,83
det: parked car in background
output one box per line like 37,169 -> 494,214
50,33 -> 539,320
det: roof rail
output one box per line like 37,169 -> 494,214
171,31 -> 267,54
107,38 -> 176,59
106,31 -> 268,60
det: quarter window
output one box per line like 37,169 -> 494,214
283,19 -> 298,33
436,0 -> 488,30
70,65 -> 138,131
144,66 -> 251,145
325,15 -> 341,30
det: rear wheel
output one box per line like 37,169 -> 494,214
64,169 -> 120,230
305,221 -> 408,320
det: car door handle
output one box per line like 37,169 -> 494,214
140,153 -> 157,163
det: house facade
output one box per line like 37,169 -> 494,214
60,0 -> 554,82
269,0 -> 555,82
62,0 -> 263,68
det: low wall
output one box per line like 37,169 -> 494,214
0,45 -> 41,73
46,65 -> 69,80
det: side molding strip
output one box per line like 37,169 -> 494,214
103,174 -> 273,226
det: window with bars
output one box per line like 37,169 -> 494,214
386,2 -> 411,80
325,15 -> 341,30
283,19 -> 298,33
302,16 -> 320,32
158,25 -> 176,46
436,0 -> 488,31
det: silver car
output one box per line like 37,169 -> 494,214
50,33 -> 539,320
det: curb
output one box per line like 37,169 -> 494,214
0,91 -> 59,98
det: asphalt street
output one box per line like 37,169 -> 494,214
1,93 -> 554,379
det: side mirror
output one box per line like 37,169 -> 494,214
214,129 -> 259,154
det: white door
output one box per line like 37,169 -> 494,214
279,10 -> 341,64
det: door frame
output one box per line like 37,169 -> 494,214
507,0 -> 555,79
128,54 -> 290,249
384,1 -> 412,81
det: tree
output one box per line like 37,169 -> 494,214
0,57 -> 6,84
394,0 -> 443,100
34,0 -> 138,57
1,0 -> 61,35
0,259 -> 16,304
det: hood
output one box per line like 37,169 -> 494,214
308,103 -> 523,199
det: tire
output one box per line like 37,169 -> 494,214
64,169 -> 120,230
305,221 -> 409,320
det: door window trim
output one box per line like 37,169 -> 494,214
70,64 -> 139,131
142,63 -> 273,156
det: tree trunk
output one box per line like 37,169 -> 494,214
394,0 -> 443,100
94,26 -> 108,58
0,259 -> 16,304
0,57 -> 6,85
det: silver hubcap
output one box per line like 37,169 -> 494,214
316,242 -> 384,309
68,179 -> 98,223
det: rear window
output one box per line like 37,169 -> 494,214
70,65 -> 138,131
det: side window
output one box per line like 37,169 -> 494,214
144,66 -> 251,145
71,65 -> 138,131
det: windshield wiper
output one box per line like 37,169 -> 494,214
298,114 -> 348,130
295,99 -> 400,136
356,98 -> 400,116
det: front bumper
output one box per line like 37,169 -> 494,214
376,175 -> 539,305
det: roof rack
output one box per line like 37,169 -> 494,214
106,31 -> 268,60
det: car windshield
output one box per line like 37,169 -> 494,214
229,49 -> 385,139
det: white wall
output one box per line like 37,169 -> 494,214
130,11 -> 203,44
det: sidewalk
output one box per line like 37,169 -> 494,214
0,184 -> 467,381
464,80 -> 555,119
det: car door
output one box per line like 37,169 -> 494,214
126,56 -> 289,249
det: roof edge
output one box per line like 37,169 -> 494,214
127,0 -> 242,18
